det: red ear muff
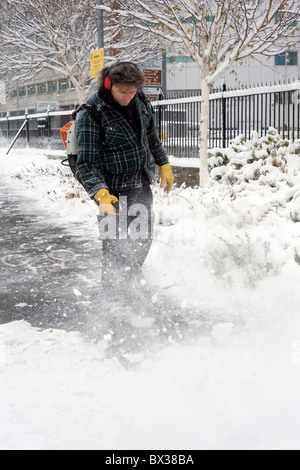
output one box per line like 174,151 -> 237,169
104,76 -> 112,90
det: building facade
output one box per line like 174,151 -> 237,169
166,50 -> 300,94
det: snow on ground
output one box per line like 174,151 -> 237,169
1,131 -> 300,450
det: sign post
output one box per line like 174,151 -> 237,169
90,48 -> 104,79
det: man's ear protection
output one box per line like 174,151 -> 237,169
103,75 -> 112,90
103,62 -> 138,90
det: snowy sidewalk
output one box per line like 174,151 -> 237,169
0,180 -> 103,333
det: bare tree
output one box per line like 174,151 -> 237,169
0,0 -> 161,103
101,0 -> 300,186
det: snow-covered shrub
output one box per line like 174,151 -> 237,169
208,128 -> 300,192
207,150 -> 230,181
289,189 -> 300,222
205,230 -> 280,288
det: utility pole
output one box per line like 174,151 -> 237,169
90,1 -> 104,79
97,0 -> 104,49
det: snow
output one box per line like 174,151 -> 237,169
1,132 -> 300,450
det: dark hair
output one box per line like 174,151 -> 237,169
99,62 -> 145,94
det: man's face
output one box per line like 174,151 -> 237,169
111,83 -> 138,106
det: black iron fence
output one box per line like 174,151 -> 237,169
152,81 -> 300,157
0,110 -> 72,152
1,81 -> 300,157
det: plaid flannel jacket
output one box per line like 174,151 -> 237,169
75,91 -> 169,197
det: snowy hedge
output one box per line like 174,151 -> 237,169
207,127 -> 300,223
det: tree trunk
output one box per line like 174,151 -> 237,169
78,86 -> 86,105
70,78 -> 87,105
199,63 -> 211,187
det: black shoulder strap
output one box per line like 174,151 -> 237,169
73,102 -> 104,143
72,103 -> 101,123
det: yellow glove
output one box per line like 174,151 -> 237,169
94,188 -> 119,215
160,163 -> 174,193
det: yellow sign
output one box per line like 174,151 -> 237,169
90,48 -> 104,79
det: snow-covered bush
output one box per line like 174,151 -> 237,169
208,127 -> 300,187
207,128 -> 300,226
289,189 -> 300,223
205,231 -> 279,288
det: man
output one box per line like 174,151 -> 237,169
75,62 -> 174,301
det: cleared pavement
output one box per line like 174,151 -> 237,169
0,180 -> 103,334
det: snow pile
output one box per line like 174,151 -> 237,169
1,138 -> 300,450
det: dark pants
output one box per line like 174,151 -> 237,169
98,173 -> 154,290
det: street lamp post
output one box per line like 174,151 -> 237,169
97,0 -> 104,49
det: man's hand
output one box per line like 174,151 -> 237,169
160,163 -> 174,193
94,188 -> 119,215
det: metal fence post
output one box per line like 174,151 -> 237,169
25,109 -> 29,147
222,83 -> 226,148
47,105 -> 51,148
6,112 -> 10,141
158,91 -> 163,140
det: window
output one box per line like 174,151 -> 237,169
275,51 -> 298,66
75,19 -> 84,31
275,12 -> 298,27
27,84 -> 36,95
18,86 -> 26,96
275,52 -> 285,66
59,78 -> 69,90
184,16 -> 196,24
36,35 -> 45,44
167,56 -> 176,64
48,80 -> 57,92
27,34 -> 36,42
37,83 -> 47,94
287,52 -> 298,65
166,56 -> 194,63
60,23 -> 69,33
